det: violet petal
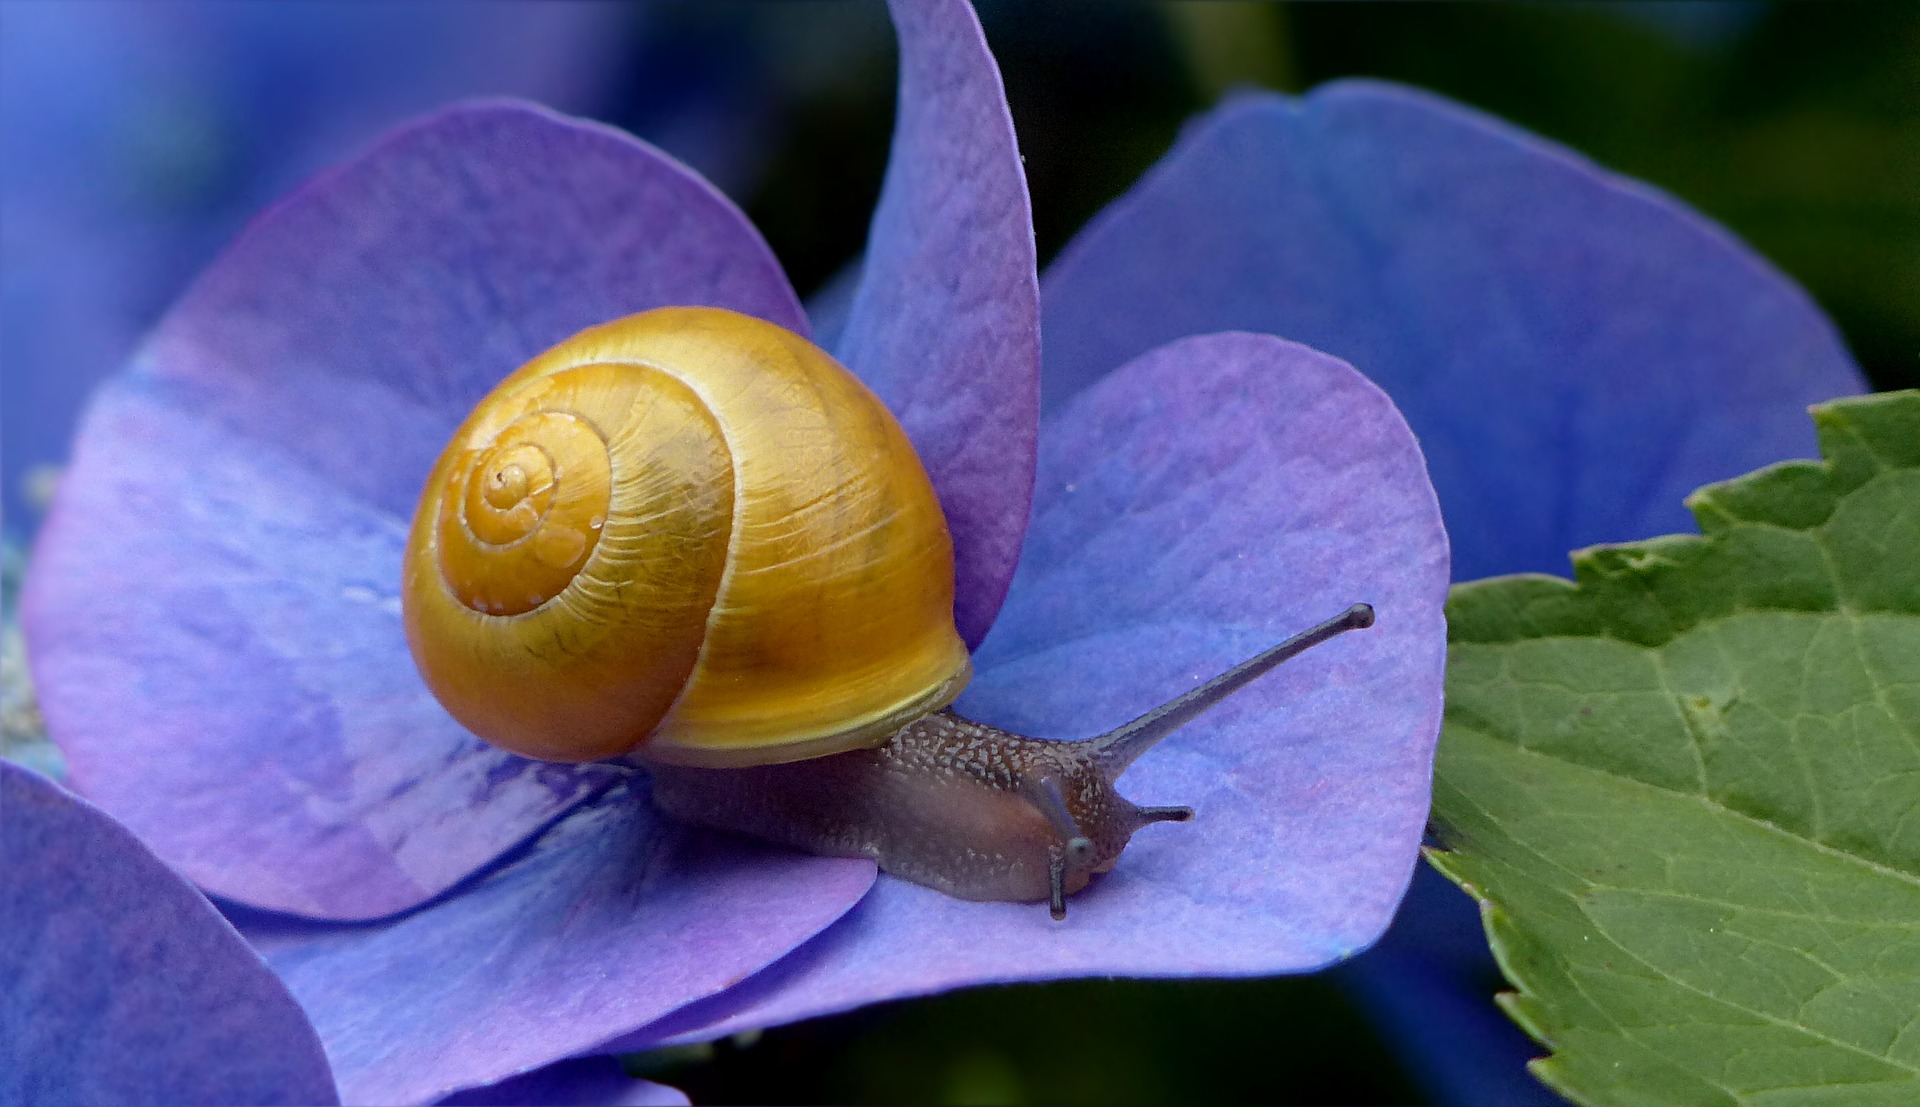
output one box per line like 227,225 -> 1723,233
1039,80 -> 1864,581
835,0 -> 1040,646
621,332 -> 1449,1038
240,784 -> 872,1106
1,762 -> 338,1106
25,102 -> 805,919
438,1058 -> 685,1107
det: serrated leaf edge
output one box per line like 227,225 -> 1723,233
1427,389 -> 1920,1105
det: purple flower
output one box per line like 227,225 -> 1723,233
23,2 -> 1449,1101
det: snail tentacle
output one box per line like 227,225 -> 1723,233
1133,805 -> 1195,826
1021,774 -> 1084,844
1084,602 -> 1376,772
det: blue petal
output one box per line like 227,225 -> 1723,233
1040,81 -> 1864,581
1,762 -> 338,1106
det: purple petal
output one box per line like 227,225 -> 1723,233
1,762 -> 338,1106
438,1058 -> 685,1107
240,784 -> 872,1106
25,103 -> 805,919
1040,81 -> 1864,582
620,332 -> 1449,1038
835,0 -> 1040,646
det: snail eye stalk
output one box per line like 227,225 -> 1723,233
1087,603 -> 1376,772
1024,775 -> 1084,841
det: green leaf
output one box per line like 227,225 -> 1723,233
1429,391 -> 1920,1107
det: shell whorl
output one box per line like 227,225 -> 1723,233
403,307 -> 971,767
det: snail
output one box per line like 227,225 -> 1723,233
403,306 -> 1372,918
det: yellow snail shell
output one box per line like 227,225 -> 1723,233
402,306 -> 971,768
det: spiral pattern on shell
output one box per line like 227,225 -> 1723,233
402,307 -> 971,766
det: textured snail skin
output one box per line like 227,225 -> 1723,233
648,711 -> 1174,910
402,307 -> 971,767
650,604 -> 1375,914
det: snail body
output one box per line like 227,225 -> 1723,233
404,306 -> 1371,917
649,602 -> 1372,915
650,711 -> 1183,908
